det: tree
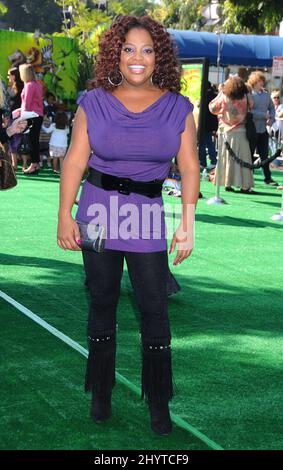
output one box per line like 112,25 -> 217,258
55,0 -> 112,90
147,0 -> 212,31
221,1 -> 283,34
2,0 -> 62,33
108,0 -> 154,17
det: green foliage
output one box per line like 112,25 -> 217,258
148,0 -> 210,30
222,0 -> 283,33
108,0 -> 154,17
2,0 -> 62,33
0,1 -> 8,16
55,0 -> 112,89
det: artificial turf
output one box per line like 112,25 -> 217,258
0,166 -> 282,450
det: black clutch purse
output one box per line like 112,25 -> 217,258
77,221 -> 106,252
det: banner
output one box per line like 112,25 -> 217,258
180,59 -> 209,139
0,29 -> 78,101
181,63 -> 203,130
272,56 -> 283,77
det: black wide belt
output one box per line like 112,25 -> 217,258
87,168 -> 164,198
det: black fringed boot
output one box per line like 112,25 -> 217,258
85,332 -> 116,423
141,341 -> 173,436
167,269 -> 181,297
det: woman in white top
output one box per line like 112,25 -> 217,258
271,91 -> 283,137
270,91 -> 283,167
42,111 -> 69,173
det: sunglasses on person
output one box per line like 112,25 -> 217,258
273,96 -> 280,99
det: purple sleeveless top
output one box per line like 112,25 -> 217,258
76,87 -> 193,252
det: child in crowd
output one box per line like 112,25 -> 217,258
44,92 -> 57,122
39,107 -> 52,168
163,162 -> 181,196
41,111 -> 69,173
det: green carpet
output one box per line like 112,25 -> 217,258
0,166 -> 282,450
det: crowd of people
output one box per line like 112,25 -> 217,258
200,71 -> 283,193
1,62 -> 282,193
0,65 -> 73,175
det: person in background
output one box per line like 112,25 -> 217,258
271,91 -> 283,139
17,64 -> 43,175
39,107 -> 52,168
42,111 -> 69,173
268,91 -> 283,167
77,79 -> 94,100
7,67 -> 24,170
0,78 -> 8,129
0,75 -> 9,115
198,81 -> 218,171
209,75 -> 254,193
1,78 -> 27,143
44,91 -> 57,122
7,68 -> 24,112
0,117 -> 27,145
247,71 -> 277,185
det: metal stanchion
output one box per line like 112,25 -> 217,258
207,132 -> 227,205
271,126 -> 283,221
271,190 -> 283,221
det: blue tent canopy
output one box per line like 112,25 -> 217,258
169,29 -> 283,67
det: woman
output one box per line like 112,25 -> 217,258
270,91 -> 283,168
0,78 -> 8,131
1,79 -> 27,142
18,64 -> 43,175
270,91 -> 283,139
209,76 -> 254,193
7,67 -> 24,170
57,15 -> 199,435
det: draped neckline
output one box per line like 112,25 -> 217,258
102,88 -> 171,115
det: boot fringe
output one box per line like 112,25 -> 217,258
167,270 -> 181,296
85,335 -> 116,396
141,343 -> 173,404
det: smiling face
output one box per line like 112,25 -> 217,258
272,94 -> 280,106
119,27 -> 156,88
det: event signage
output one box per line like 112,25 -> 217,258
272,56 -> 283,77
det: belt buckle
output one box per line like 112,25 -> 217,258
118,178 -> 131,195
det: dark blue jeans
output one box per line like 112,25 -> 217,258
199,131 -> 217,167
83,249 -> 170,341
82,249 -> 173,403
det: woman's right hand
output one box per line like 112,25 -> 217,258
57,214 -> 81,251
8,119 -> 27,136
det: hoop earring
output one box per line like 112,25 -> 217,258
108,70 -> 124,87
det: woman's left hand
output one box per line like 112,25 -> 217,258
169,225 -> 194,266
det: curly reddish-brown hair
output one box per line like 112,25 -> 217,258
223,76 -> 248,100
93,15 -> 181,93
247,71 -> 266,89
